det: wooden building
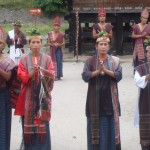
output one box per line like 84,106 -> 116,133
64,0 -> 150,55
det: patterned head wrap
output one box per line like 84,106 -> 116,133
96,36 -> 110,43
53,16 -> 60,26
141,7 -> 149,18
98,6 -> 106,17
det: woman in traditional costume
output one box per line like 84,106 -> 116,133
15,31 -> 55,150
93,6 -> 113,55
48,16 -> 65,80
0,26 -> 16,150
132,7 -> 150,68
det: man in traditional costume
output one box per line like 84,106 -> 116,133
132,7 -> 150,68
0,26 -> 16,150
134,45 -> 150,150
6,20 -> 27,65
48,16 -> 65,80
82,35 -> 122,150
93,6 -> 113,54
15,32 -> 55,150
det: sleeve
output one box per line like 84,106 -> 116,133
113,63 -> 122,83
43,60 -> 55,78
17,60 -> 30,84
6,34 -> 13,47
134,70 -> 148,89
20,33 -> 27,46
82,59 -> 93,83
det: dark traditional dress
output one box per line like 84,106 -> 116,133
134,63 -> 150,150
132,24 -> 150,68
6,30 -> 27,64
15,52 -> 55,150
48,31 -> 64,79
82,54 -> 122,150
0,56 -> 16,150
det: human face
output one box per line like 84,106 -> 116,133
96,42 -> 109,55
140,16 -> 149,24
0,41 -> 4,53
53,25 -> 60,32
98,15 -> 106,22
14,25 -> 21,32
29,38 -> 42,55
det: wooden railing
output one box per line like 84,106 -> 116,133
73,0 -> 150,8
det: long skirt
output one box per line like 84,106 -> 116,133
0,88 -> 12,150
21,118 -> 51,150
87,115 -> 116,150
55,48 -> 63,79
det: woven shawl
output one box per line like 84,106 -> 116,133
90,55 -> 121,150
21,52 -> 53,145
135,63 -> 150,146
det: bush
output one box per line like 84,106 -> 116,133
36,0 -> 67,16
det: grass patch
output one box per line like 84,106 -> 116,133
1,21 -> 69,36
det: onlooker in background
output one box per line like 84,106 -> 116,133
92,6 -> 113,55
132,7 -> 150,68
48,16 -> 65,80
6,19 -> 27,64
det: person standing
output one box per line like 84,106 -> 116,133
6,20 -> 27,64
0,26 -> 16,150
92,6 -> 113,54
14,32 -> 55,150
82,36 -> 122,150
134,44 -> 150,150
132,7 -> 150,68
48,16 -> 65,80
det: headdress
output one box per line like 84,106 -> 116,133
98,6 -> 106,16
0,26 -> 5,46
141,7 -> 149,18
53,16 -> 60,26
96,31 -> 110,43
12,19 -> 23,27
27,28 -> 41,42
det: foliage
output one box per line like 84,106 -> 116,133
98,30 -> 109,37
35,0 -> 67,16
26,27 -> 40,35
145,38 -> 150,46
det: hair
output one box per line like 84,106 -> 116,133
29,38 -> 42,44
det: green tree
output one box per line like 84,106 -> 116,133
36,0 -> 67,16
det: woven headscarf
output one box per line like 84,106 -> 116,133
98,6 -> 106,16
53,16 -> 60,26
141,7 -> 149,18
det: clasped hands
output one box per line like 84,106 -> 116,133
98,60 -> 107,74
